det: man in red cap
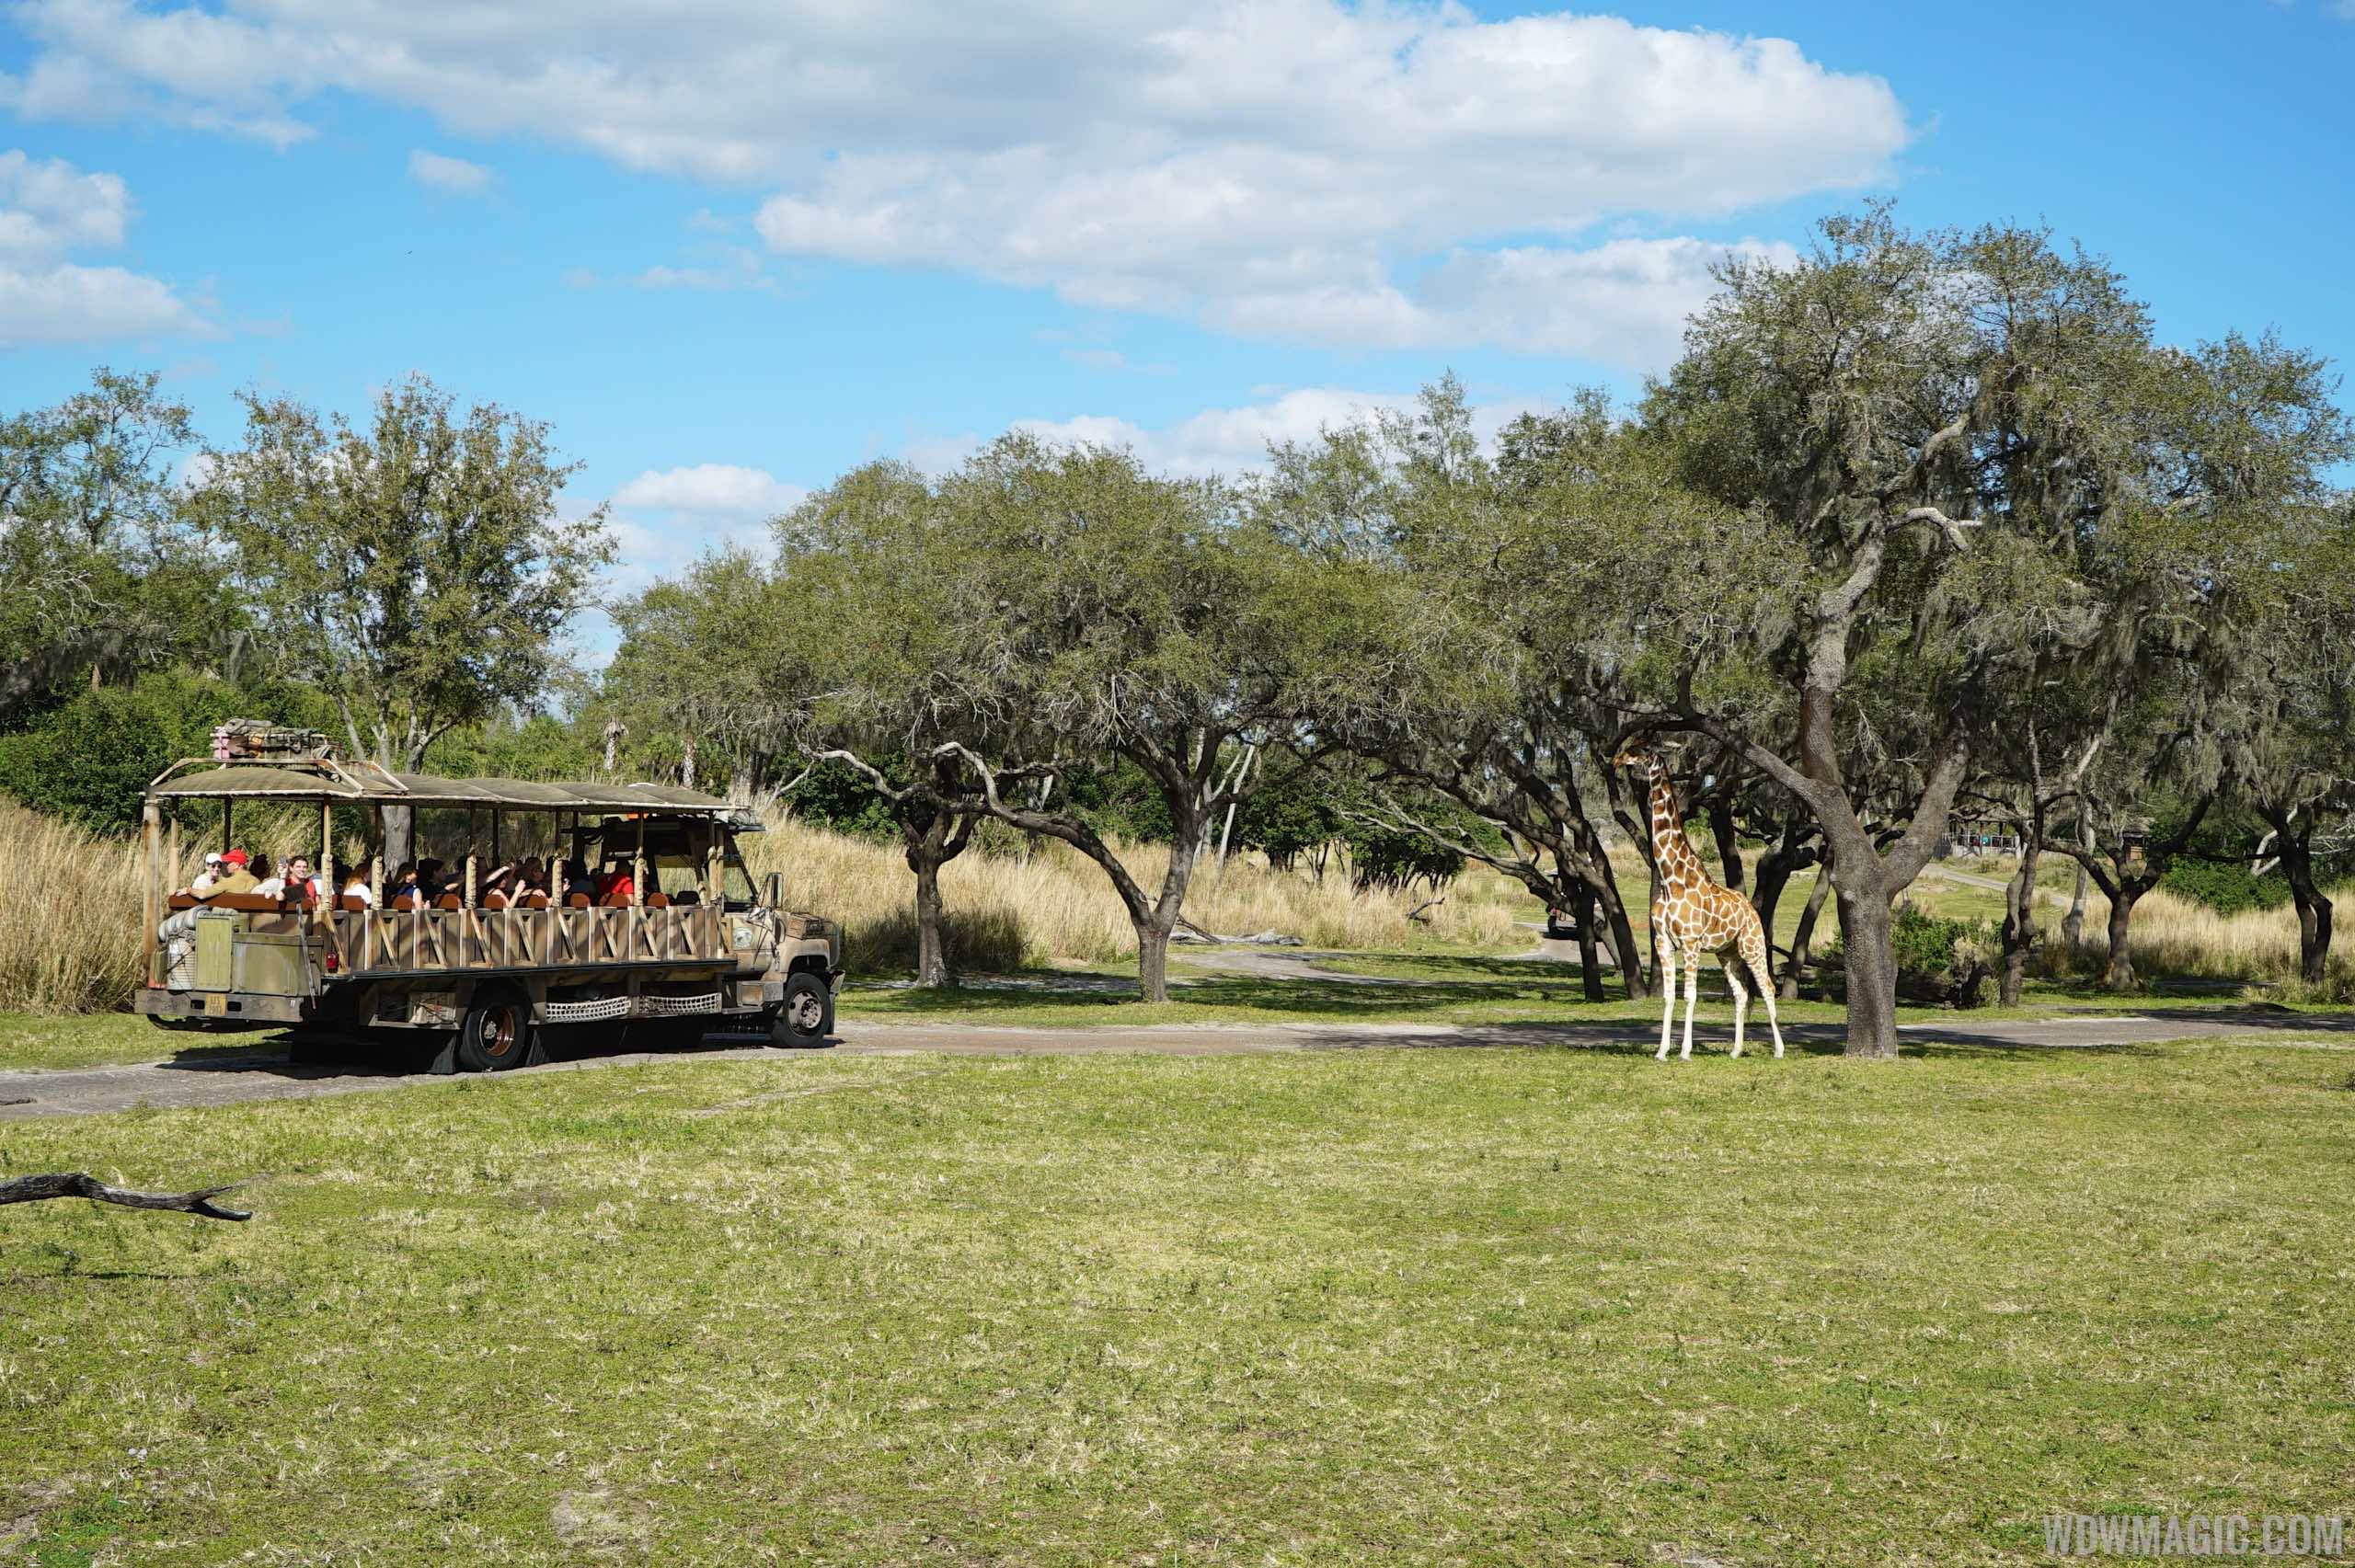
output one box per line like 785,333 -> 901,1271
210,849 -> 259,898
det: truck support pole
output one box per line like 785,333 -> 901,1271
141,801 -> 161,987
632,814 -> 648,960
319,798 -> 336,963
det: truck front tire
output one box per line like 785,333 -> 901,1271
771,973 -> 833,1048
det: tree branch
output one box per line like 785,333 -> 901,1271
0,1172 -> 257,1221
1900,505 -> 1983,552
813,748 -> 914,805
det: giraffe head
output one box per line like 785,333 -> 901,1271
1609,739 -> 1666,777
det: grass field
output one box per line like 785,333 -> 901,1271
5,1038 -> 2351,1564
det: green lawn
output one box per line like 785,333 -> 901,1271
0,1012 -> 264,1072
5,1039 -> 2351,1563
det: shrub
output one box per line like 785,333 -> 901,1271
0,670 -> 336,834
2159,857 -> 2294,917
1826,903 -> 1998,1008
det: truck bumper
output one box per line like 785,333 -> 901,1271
135,987 -> 310,1027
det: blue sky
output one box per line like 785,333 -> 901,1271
4,0 -> 2351,644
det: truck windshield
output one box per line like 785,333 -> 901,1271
721,845 -> 756,909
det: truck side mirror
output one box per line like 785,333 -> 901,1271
764,871 -> 781,910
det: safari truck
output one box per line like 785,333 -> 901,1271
134,722 -> 842,1072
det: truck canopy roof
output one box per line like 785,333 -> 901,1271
147,757 -> 737,816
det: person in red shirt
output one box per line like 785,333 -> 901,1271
594,859 -> 636,906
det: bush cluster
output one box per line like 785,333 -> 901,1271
2159,858 -> 2295,917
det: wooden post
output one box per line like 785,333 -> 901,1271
167,815 -> 181,893
550,811 -> 569,966
223,797 -> 234,857
632,813 -> 648,957
366,804 -> 383,974
141,801 -> 161,986
318,797 -> 335,957
465,808 -> 479,908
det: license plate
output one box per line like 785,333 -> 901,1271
203,993 -> 228,1017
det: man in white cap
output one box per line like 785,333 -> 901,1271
182,852 -> 225,898
161,853 -> 227,979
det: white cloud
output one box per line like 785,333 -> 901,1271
613,464 -> 807,518
3,1 -> 1908,367
0,148 -> 209,346
0,147 -> 130,259
407,149 -> 494,195
908,384 -> 1555,480
564,246 -> 775,292
603,465 -> 807,603
1200,234 -> 1803,366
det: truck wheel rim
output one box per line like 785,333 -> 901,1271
788,991 -> 824,1033
477,1007 -> 517,1059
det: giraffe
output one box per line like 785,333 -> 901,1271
1611,742 -> 1785,1061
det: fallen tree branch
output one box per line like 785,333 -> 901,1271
0,1172 -> 257,1222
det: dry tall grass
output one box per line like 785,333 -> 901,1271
0,800 -> 354,1013
2074,880 -> 2355,996
0,803 -> 156,1013
741,815 -> 1521,971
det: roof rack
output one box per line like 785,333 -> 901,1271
145,754 -> 737,814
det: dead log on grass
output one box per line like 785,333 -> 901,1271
0,1172 -> 256,1221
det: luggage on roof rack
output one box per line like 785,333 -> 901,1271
211,718 -> 336,763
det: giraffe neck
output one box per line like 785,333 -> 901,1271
1648,768 -> 1709,888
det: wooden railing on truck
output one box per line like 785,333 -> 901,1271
326,904 -> 730,977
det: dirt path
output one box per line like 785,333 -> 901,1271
1920,861 -> 2016,893
3,1009 -> 2349,1120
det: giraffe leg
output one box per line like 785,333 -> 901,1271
1724,957 -> 1747,1059
1680,952 -> 1698,1060
1655,936 -> 1677,1061
1740,923 -> 1786,1059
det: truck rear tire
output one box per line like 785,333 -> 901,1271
456,991 -> 533,1072
771,972 -> 833,1048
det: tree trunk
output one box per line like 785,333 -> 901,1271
1751,846 -> 1797,940
1568,883 -> 1603,1001
1782,859 -> 1832,1001
681,735 -> 697,792
911,848 -> 949,988
2278,830 -> 2332,985
898,801 -> 972,990
1998,839 -> 2041,1007
1835,887 -> 1900,1058
1707,801 -> 1744,892
1137,918 -> 1174,1003
2103,886 -> 2143,991
1591,864 -> 1650,1001
382,804 -> 415,871
2062,829 -> 2090,950
1133,818 -> 1202,1004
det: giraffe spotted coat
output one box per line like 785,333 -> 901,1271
1618,747 -> 1785,1061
